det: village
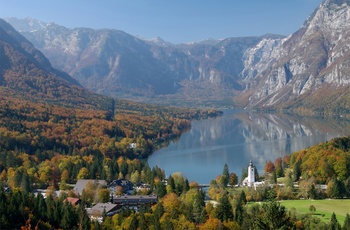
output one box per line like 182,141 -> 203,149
3,159 -> 331,224
20,160 -> 284,223
2,160 -> 254,223
29,178 -> 159,223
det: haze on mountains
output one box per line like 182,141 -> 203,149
0,19 -> 114,110
4,0 -> 350,115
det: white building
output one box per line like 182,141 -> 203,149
247,160 -> 255,186
243,160 -> 256,187
242,160 -> 266,189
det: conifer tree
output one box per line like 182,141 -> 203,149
153,202 -> 164,220
215,192 -> 233,222
343,213 -> 350,230
168,176 -> 175,192
221,163 -> 229,187
155,181 -> 166,198
329,212 -> 341,230
183,179 -> 190,192
293,159 -> 302,182
129,214 -> 138,230
254,197 -> 292,229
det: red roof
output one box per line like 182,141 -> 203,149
64,197 -> 81,205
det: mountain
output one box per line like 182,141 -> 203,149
4,0 -> 350,113
4,17 -> 48,32
5,17 -> 283,106
240,0 -> 350,114
0,19 -> 113,110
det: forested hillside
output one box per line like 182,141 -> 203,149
289,136 -> 350,184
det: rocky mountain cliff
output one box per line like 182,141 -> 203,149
4,0 -> 350,112
0,19 -> 113,110
241,0 -> 350,113
5,17 -> 283,106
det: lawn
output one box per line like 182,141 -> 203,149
280,199 -> 350,225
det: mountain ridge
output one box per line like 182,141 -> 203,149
0,18 -> 113,111
240,0 -> 350,113
4,0 -> 350,114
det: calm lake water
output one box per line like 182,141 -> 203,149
148,110 -> 350,184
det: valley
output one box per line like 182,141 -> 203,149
0,0 -> 350,229
5,0 -> 350,115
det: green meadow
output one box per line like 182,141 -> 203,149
280,199 -> 350,225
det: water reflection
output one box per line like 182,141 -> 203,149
148,110 -> 350,184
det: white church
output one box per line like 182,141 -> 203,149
242,160 -> 264,188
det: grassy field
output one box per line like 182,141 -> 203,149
280,199 -> 350,225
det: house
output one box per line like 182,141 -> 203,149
134,182 -> 151,192
129,143 -> 137,149
3,187 -> 11,193
112,195 -> 157,206
33,189 -> 66,198
86,203 -> 120,222
73,179 -> 107,195
64,197 -> 81,206
108,179 -> 134,195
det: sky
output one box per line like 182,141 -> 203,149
0,0 -> 323,44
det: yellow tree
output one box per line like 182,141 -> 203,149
162,193 -> 182,219
77,167 -> 89,179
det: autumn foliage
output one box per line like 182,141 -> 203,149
289,136 -> 350,183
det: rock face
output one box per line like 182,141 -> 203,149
5,17 -> 283,104
4,0 -> 350,110
243,0 -> 350,110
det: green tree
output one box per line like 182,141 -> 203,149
220,163 -> 229,187
234,195 -> 244,225
275,157 -> 284,177
13,169 -> 23,188
183,179 -> 190,193
78,204 -> 91,230
308,184 -> 318,199
293,159 -> 302,182
155,182 -> 166,198
239,190 -> 247,205
20,172 -> 31,193
329,212 -> 341,230
344,177 -> 350,197
215,192 -> 233,222
168,176 -> 175,192
129,214 -> 138,230
327,177 -> 345,199
192,197 -> 203,224
102,216 -> 113,230
153,202 -> 164,220
272,170 -> 277,184
309,205 -> 316,214
98,189 -> 111,203
60,203 -> 77,230
343,213 -> 350,230
254,199 -> 292,229
254,165 -> 260,181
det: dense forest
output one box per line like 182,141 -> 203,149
3,16 -> 350,229
1,95 -> 349,230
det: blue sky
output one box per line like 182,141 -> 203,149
0,0 -> 323,44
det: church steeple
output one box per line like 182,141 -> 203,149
248,160 -> 255,186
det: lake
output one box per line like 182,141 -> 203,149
148,110 -> 350,184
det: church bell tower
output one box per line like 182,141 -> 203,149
248,160 -> 255,186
